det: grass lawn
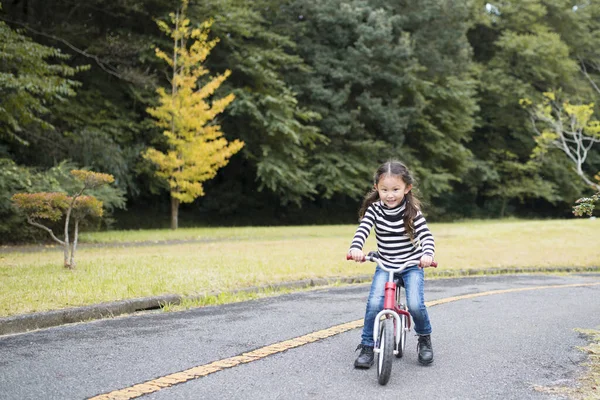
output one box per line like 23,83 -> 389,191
0,218 -> 599,317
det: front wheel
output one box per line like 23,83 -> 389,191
377,318 -> 394,385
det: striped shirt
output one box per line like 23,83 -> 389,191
349,199 -> 435,268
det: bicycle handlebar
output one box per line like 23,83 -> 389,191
346,252 -> 438,270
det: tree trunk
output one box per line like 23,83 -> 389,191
499,197 -> 507,218
69,219 -> 79,268
64,206 -> 71,269
171,195 -> 180,230
64,190 -> 83,269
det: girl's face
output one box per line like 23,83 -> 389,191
375,174 -> 412,208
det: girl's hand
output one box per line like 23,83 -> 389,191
419,254 -> 433,268
348,249 -> 365,262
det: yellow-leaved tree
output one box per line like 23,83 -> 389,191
521,91 -> 600,216
144,0 -> 243,229
523,91 -> 600,190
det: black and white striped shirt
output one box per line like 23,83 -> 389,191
349,200 -> 435,268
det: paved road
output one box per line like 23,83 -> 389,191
1,273 -> 599,400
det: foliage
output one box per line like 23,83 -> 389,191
144,0 -> 243,229
573,172 -> 600,217
11,192 -> 69,221
185,0 -> 326,205
70,195 -> 104,220
0,159 -> 125,242
274,0 -> 478,211
467,0 -> 599,215
483,150 -> 558,217
11,169 -> 116,268
70,170 -> 114,188
524,91 -> 600,191
2,0 -> 600,233
573,191 -> 599,217
0,12 -> 86,145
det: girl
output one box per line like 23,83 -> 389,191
347,160 -> 435,368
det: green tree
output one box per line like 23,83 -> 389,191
0,5 -> 84,145
465,0 -> 596,216
185,0 -> 325,206
484,150 -> 557,217
144,0 -> 243,229
0,0 -> 174,200
277,0 -> 478,209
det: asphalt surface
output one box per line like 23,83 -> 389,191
1,273 -> 599,400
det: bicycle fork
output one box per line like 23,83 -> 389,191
373,281 -> 404,355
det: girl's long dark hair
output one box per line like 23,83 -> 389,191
358,161 -> 422,241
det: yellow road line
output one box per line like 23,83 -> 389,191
89,282 -> 600,400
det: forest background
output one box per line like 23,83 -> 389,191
1,0 -> 599,243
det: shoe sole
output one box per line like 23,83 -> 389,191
418,357 -> 433,365
354,361 -> 374,369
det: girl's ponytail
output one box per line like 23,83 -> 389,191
403,190 -> 421,242
358,189 -> 378,220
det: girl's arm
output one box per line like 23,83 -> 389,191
414,212 -> 435,258
348,206 -> 376,260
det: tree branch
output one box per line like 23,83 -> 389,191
26,217 -> 65,245
580,58 -> 600,96
0,16 -> 129,81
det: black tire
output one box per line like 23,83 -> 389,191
395,314 -> 407,358
377,318 -> 394,385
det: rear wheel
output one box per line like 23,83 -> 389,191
394,284 -> 408,358
377,318 -> 394,385
395,314 -> 407,358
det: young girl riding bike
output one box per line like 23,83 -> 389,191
347,160 -> 435,368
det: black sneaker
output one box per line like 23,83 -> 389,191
354,344 -> 374,369
417,335 -> 433,365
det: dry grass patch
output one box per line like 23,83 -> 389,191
535,327 -> 600,399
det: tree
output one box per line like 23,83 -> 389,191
0,4 -> 85,145
465,0 -> 591,216
524,91 -> 600,191
185,0 -> 325,207
11,170 -> 115,268
483,150 -> 557,217
144,0 -> 243,229
278,0 -> 478,211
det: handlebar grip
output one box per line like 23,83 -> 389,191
346,253 -> 439,268
346,254 -> 367,262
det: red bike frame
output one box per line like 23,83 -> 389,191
384,281 -> 411,330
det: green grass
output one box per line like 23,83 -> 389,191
0,219 -> 598,317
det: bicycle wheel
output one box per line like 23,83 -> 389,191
377,318 -> 394,385
394,284 -> 407,358
395,314 -> 407,358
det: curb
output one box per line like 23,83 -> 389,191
1,266 -> 598,336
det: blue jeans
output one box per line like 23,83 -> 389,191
360,265 -> 432,347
